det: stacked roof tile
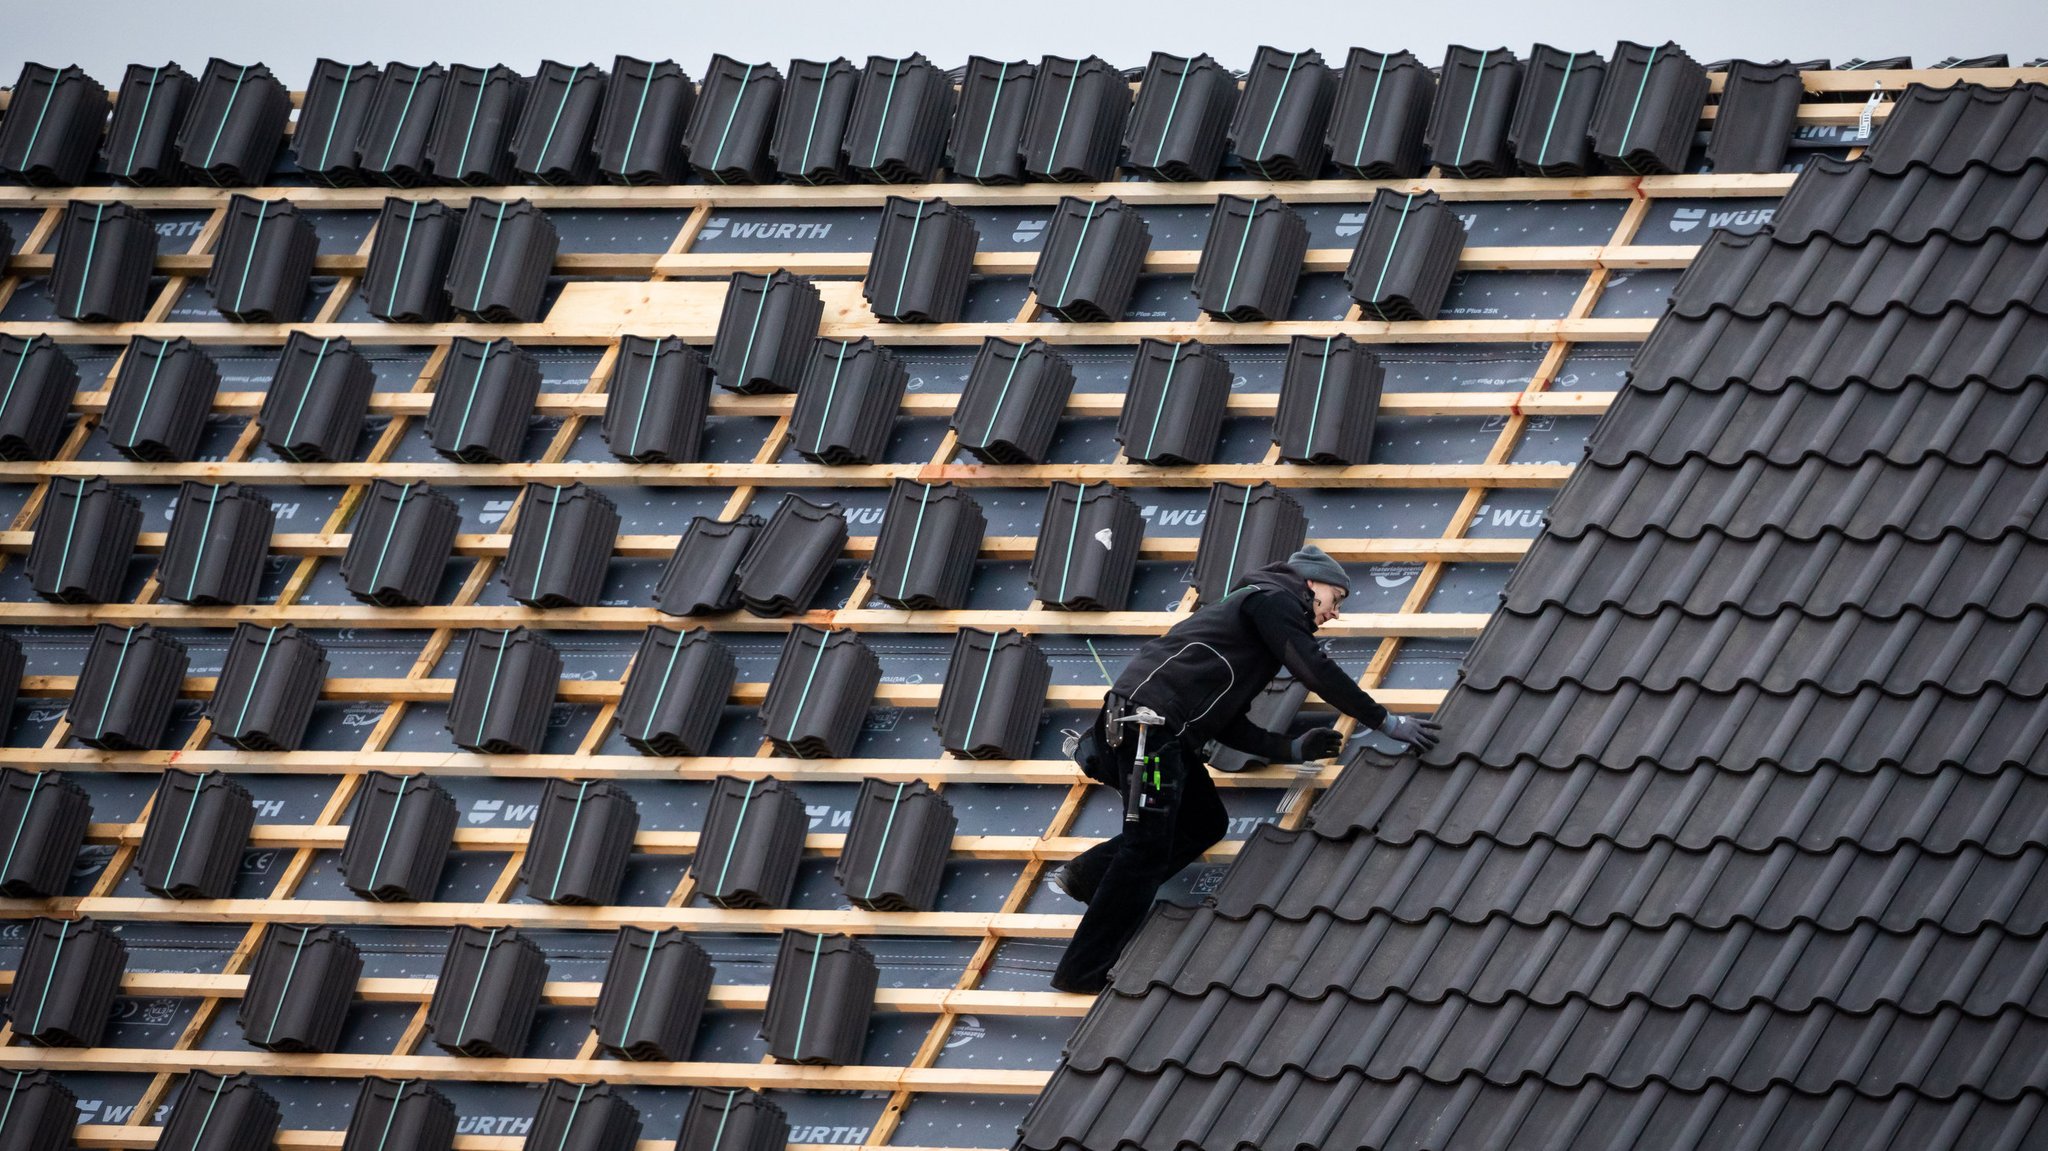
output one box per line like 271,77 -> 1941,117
339,771 -> 459,901
0,335 -> 79,461
836,777 -> 957,911
760,930 -> 877,1064
0,769 -> 93,899
1018,80 -> 2048,1151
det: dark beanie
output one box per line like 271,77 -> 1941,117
1286,545 -> 1350,592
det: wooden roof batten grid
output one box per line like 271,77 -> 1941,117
0,61 -> 2007,1144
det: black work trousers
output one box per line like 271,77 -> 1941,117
1051,707 -> 1228,992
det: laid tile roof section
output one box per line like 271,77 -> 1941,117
1018,80 -> 2048,1151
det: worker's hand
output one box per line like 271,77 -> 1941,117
1379,713 -> 1442,753
1288,727 -> 1344,762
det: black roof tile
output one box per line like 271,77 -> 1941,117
864,196 -> 978,323
675,1088 -> 788,1151
1706,60 -> 1804,174
616,625 -> 736,757
1866,82 -> 2048,175
593,56 -> 694,185
1626,306 -> 2048,394
50,200 -> 158,323
509,61 -> 607,184
174,59 -> 291,185
342,1079 -> 457,1151
425,336 -> 542,463
1435,681 -> 2048,776
1229,47 -> 1335,182
4,915 -> 125,1046
1503,525 -> 2048,619
1425,46 -> 1522,178
951,337 -> 1074,464
1029,480 -> 1144,611
155,480 -> 273,606
948,57 -> 1035,185
711,270 -> 823,394
843,54 -> 953,184
593,927 -> 712,1061
447,627 -> 562,755
1206,675 -> 1308,774
446,197 -> 558,323
1317,750 -> 2048,853
1109,902 -> 2048,1016
0,1071 -> 76,1151
692,775 -> 807,909
260,331 -> 376,462
425,64 -> 527,187
1773,156 -> 2048,244
339,771 -> 458,901
789,337 -> 907,465
1029,195 -> 1150,324
427,925 -> 548,1057
836,777 -> 956,911
67,623 -> 187,751
501,481 -> 620,608
654,516 -> 763,617
682,56 -> 782,185
0,335 -> 80,461
104,336 -> 220,462
1588,376 -> 2048,468
0,768 -> 93,899
760,930 -> 877,1065
0,63 -> 108,186
1191,481 -> 1306,604
1190,194 -> 1307,322
1506,45 -> 1608,177
355,62 -> 444,187
207,622 -> 329,751
1210,824 -> 2048,933
1121,51 -> 1236,183
602,336 -> 710,464
1588,41 -> 1708,175
101,63 -> 193,185
934,627 -> 1050,759
1273,334 -> 1382,465
1020,55 -> 1129,183
1116,339 -> 1231,466
769,58 -> 858,185
340,479 -> 461,607
525,1080 -> 641,1151
759,625 -> 880,759
291,59 -> 380,186
361,196 -> 463,323
1344,188 -> 1466,321
732,493 -> 845,616
135,769 -> 256,899
1669,231 -> 2048,318
236,923 -> 362,1053
159,1071 -> 278,1151
868,478 -> 985,610
208,194 -> 319,323
1326,49 -> 1435,180
519,778 -> 640,905
27,476 -> 141,604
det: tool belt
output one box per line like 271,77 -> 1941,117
1100,693 -> 1171,821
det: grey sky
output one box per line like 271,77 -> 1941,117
3,0 -> 2040,85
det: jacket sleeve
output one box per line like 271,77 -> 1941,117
1213,711 -> 1296,762
1243,589 -> 1391,730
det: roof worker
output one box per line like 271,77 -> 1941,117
1047,544 -> 1440,994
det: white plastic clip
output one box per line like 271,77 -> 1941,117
1856,82 -> 1885,142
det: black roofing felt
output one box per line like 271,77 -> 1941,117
0,63 -> 108,186
1018,79 -> 2048,1151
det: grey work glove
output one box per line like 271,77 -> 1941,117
1379,713 -> 1442,753
1287,727 -> 1345,762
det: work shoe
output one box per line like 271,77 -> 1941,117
1044,863 -> 1087,905
1050,969 -> 1107,995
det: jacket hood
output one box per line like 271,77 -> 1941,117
1227,561 -> 1313,606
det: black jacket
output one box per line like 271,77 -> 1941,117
1110,560 -> 1389,759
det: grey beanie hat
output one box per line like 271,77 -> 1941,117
1287,545 -> 1351,593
